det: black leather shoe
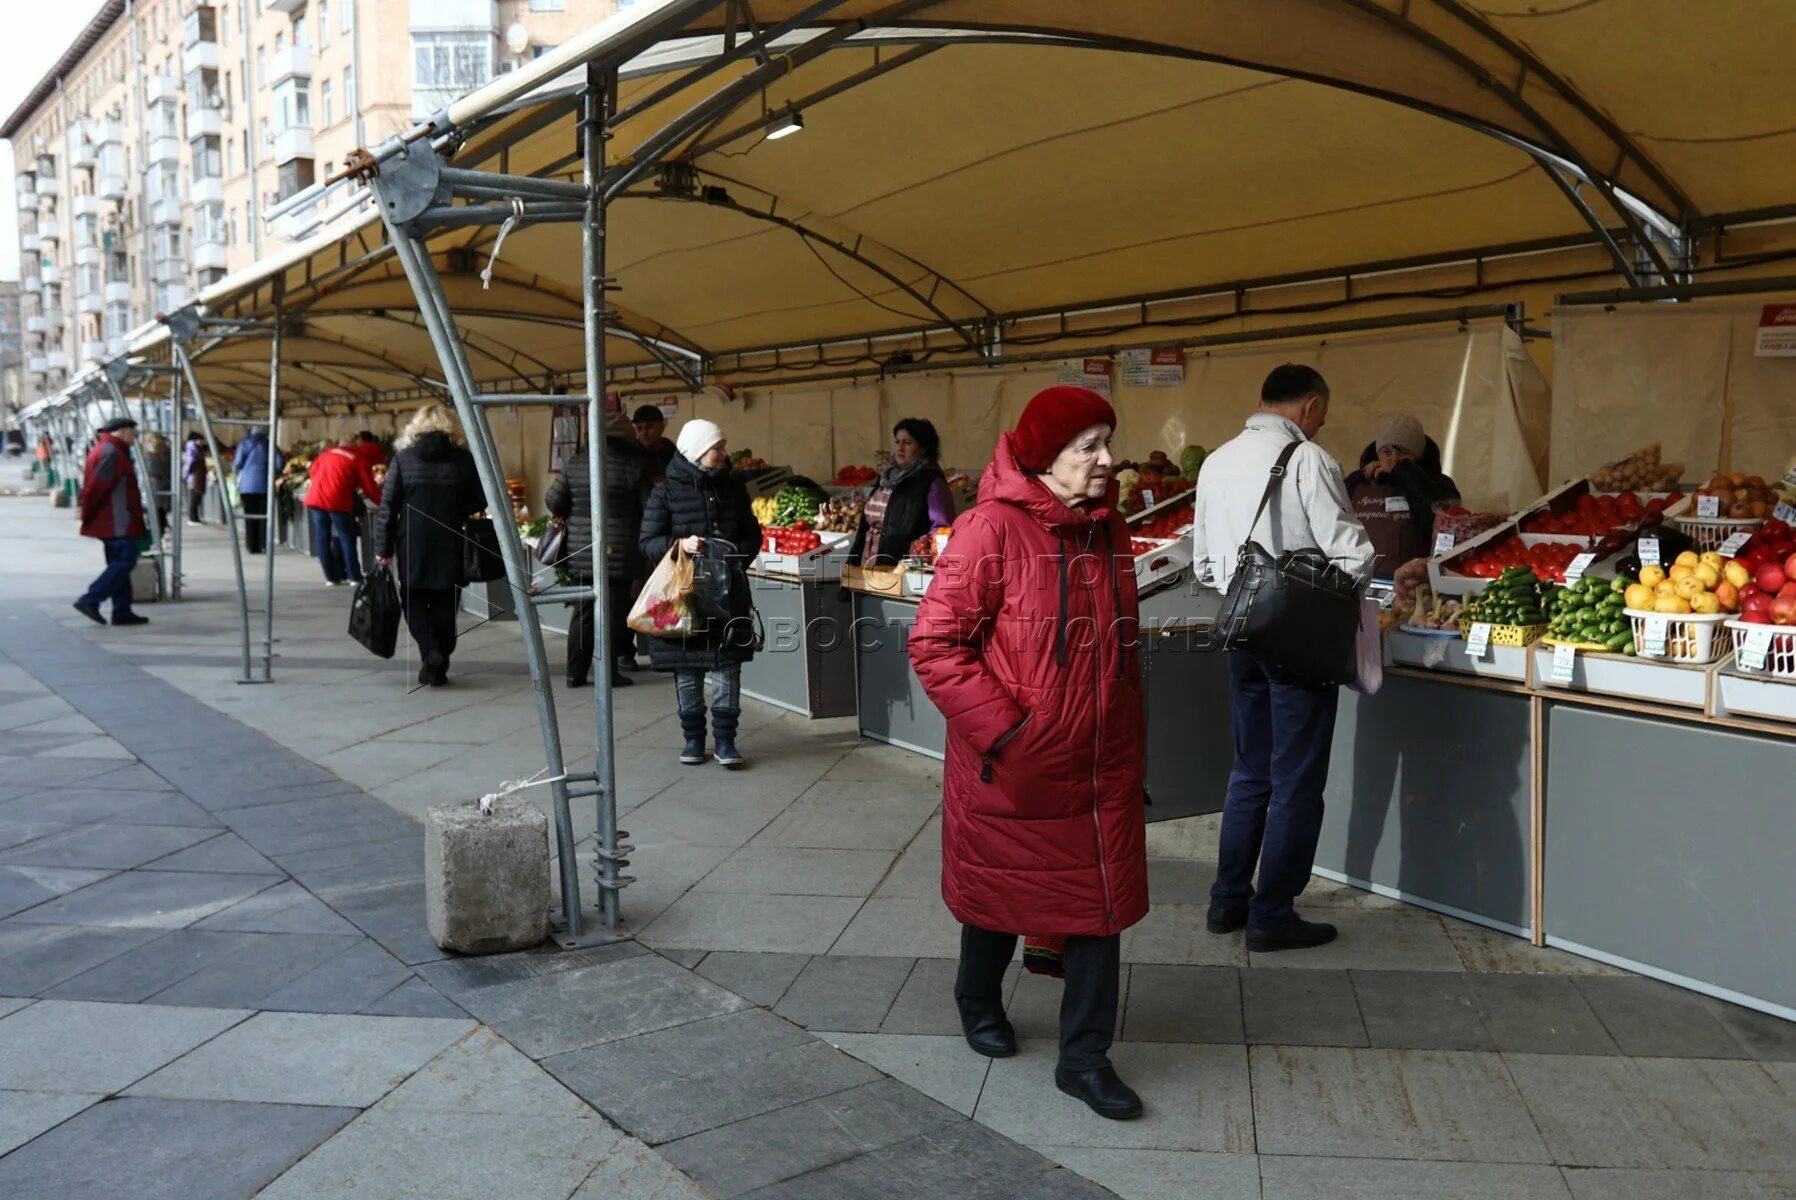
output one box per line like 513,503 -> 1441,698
566,676 -> 589,689
609,672 -> 634,688
1206,903 -> 1248,934
1246,915 -> 1339,953
72,601 -> 105,625
1055,1063 -> 1143,1120
111,613 -> 149,626
962,1014 -> 1017,1059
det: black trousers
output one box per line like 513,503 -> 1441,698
402,586 -> 458,669
567,577 -> 633,682
188,488 -> 204,523
955,924 -> 1120,1071
241,492 -> 267,554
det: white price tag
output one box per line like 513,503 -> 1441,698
1776,501 -> 1796,525
1139,489 -> 1157,509
1562,553 -> 1598,584
1740,627 -> 1774,671
1696,494 -> 1721,518
1465,622 -> 1493,659
1433,532 -> 1456,555
1384,495 -> 1411,513
1639,616 -> 1669,658
1175,523 -> 1194,537
1783,465 -> 1796,489
1718,532 -> 1752,558
1638,536 -> 1661,567
1550,642 -> 1578,685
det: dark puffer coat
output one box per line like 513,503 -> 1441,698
908,432 -> 1148,939
373,432 -> 485,591
638,450 -> 762,671
543,437 -> 645,581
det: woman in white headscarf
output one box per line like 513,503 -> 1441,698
637,419 -> 763,768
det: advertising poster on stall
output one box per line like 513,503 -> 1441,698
1118,346 -> 1186,388
1058,357 -> 1113,396
657,395 -> 680,421
1753,303 -> 1796,356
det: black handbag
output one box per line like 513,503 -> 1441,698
463,516 -> 506,582
347,566 -> 402,660
1214,441 -> 1364,686
688,538 -> 742,628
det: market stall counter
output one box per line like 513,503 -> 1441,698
741,561 -> 856,719
842,566 -> 945,758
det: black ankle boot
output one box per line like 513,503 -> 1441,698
711,706 -> 744,768
960,1011 -> 1017,1059
1055,1063 -> 1143,1120
678,708 -> 707,765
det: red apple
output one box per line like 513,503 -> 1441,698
1773,592 -> 1796,626
1744,593 -> 1775,619
1757,562 -> 1789,594
1742,609 -> 1774,624
1742,583 -> 1763,601
1785,551 -> 1796,581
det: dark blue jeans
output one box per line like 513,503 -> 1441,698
309,508 -> 362,583
79,537 -> 139,618
1211,650 -> 1340,927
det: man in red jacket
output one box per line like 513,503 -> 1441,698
73,417 -> 150,627
302,438 -> 383,585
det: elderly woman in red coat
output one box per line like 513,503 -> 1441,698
909,385 -> 1148,1121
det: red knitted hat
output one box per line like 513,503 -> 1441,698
1011,386 -> 1117,472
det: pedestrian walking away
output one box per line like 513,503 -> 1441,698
909,385 -> 1148,1121
181,433 -> 209,524
73,417 -> 151,628
232,427 -> 282,555
304,437 -> 384,586
373,405 -> 484,687
545,410 -> 646,689
638,417 -> 762,768
1192,364 -> 1375,952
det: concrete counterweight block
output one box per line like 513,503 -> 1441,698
426,797 -> 550,954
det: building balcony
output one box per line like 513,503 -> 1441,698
106,281 -> 133,305
45,307 -> 65,327
27,356 -> 47,375
36,176 -> 59,199
19,233 -> 39,253
16,174 -> 34,197
72,194 -> 103,219
410,0 -> 497,31
194,243 -> 229,272
266,0 -> 308,13
108,335 -> 129,357
268,44 -> 311,86
146,74 -> 180,104
69,136 -> 98,171
25,316 -> 47,334
150,197 -> 184,227
97,118 -> 124,146
100,174 -> 129,201
150,135 -> 183,165
75,245 -> 101,268
46,351 -> 69,371
79,293 -> 105,316
182,40 -> 220,74
21,276 -> 42,294
81,340 -> 107,363
273,126 -> 314,166
191,177 -> 225,206
41,265 -> 61,285
39,218 -> 59,242
189,106 -> 224,138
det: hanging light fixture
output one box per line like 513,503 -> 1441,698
766,109 -> 805,141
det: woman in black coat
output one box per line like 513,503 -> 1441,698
638,418 -> 761,768
544,411 -> 646,690
373,404 -> 484,687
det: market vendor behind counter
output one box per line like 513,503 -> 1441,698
1345,414 -> 1461,577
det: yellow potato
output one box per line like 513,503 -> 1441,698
1673,576 -> 1706,600
1638,565 -> 1667,587
1655,594 -> 1693,615
1654,579 -> 1677,598
1624,583 -> 1656,610
1700,551 -> 1725,573
1694,564 -> 1720,589
1690,592 -> 1722,615
1669,563 -> 1695,583
1724,560 -> 1753,589
1675,550 -> 1701,568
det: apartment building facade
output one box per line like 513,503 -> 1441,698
4,0 -> 621,408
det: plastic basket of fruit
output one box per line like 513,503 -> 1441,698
1672,515 -> 1763,552
1623,607 -> 1730,664
1454,617 -> 1549,646
1724,619 -> 1796,679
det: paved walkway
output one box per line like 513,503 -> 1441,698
5,468 -> 1796,1198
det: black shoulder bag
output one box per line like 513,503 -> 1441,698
1213,441 -> 1363,686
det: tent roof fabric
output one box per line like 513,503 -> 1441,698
48,1 -> 1795,413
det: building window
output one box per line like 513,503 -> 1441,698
259,118 -> 271,155
275,81 -> 310,131
274,31 -> 284,54
343,0 -> 352,32
226,137 -> 236,176
412,32 -> 493,119
344,67 -> 355,118
530,0 -> 566,9
256,46 -> 266,86
320,79 -> 333,127
229,208 -> 239,245
318,1 -> 329,47
196,201 -> 226,246
183,6 -> 217,49
243,130 -> 252,169
191,135 -> 223,181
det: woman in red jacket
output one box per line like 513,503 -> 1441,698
909,386 -> 1148,1121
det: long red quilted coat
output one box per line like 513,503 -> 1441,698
908,432 -> 1148,938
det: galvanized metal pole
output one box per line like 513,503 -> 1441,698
584,62 -> 623,930
261,303 -> 282,680
173,337 -> 256,682
375,205 -> 586,936
168,371 -> 184,600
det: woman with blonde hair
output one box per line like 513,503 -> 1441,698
374,405 -> 484,686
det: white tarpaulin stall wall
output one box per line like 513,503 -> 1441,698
1551,300 -> 1796,484
691,322 -> 1548,515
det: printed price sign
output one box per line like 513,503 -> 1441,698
1740,627 -> 1774,672
1384,495 -> 1411,513
1465,622 -> 1493,659
1638,536 -> 1661,567
1784,464 -> 1796,489
1550,642 -> 1578,685
1433,532 -> 1456,556
1718,532 -> 1752,558
1696,494 -> 1721,518
1639,616 -> 1669,658
1776,500 -> 1796,525
1138,489 -> 1157,509
1562,553 -> 1598,584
